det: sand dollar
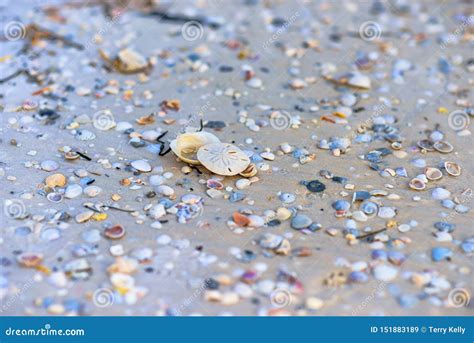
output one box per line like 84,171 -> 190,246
170,131 -> 220,165
197,143 -> 250,176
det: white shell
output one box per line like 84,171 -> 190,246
170,132 -> 220,165
197,143 -> 250,176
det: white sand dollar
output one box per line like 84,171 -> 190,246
197,143 -> 250,176
170,131 -> 220,165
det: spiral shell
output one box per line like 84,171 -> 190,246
360,200 -> 378,217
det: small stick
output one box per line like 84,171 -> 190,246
357,228 -> 387,240
75,151 -> 92,161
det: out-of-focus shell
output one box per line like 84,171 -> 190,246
197,143 -> 250,176
433,141 -> 454,153
425,167 -> 443,181
417,139 -> 435,151
444,161 -> 461,176
170,132 -> 220,165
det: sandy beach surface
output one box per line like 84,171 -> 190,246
0,0 -> 473,316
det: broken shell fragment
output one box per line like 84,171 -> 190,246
424,167 -> 443,181
409,177 -> 426,190
197,143 -> 250,176
103,48 -> 150,74
170,131 -> 220,165
444,161 -> 461,176
433,141 -> 454,153
17,252 -> 43,268
45,173 -> 67,188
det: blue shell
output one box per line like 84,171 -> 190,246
431,247 -> 453,262
349,271 -> 369,283
433,222 -> 455,232
371,249 -> 388,260
279,192 -> 296,204
332,200 -> 350,211
230,191 -> 246,203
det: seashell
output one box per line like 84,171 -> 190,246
233,212 -> 250,226
130,247 -> 153,263
197,143 -> 250,176
417,139 -> 435,151
47,192 -> 63,203
291,214 -> 313,230
433,141 -> 453,153
170,132 -> 220,165
360,201 -> 378,217
373,264 -> 398,282
104,225 -> 126,240
444,161 -> 461,176
332,200 -> 350,211
41,160 -> 59,172
303,180 -> 326,193
377,206 -> 396,219
84,186 -> 102,197
65,184 -> 83,199
391,142 -> 402,150
387,251 -> 406,266
17,252 -> 43,267
75,130 -> 96,141
239,163 -> 258,178
431,187 -> 451,200
206,179 -> 224,190
113,48 -> 149,74
64,151 -> 80,160
181,194 -> 202,204
131,159 -> 152,172
45,173 -> 67,188
424,167 -> 443,181
434,222 -> 455,232
408,178 -> 426,190
431,247 -> 452,262
258,233 -> 283,249
346,73 -> 371,89
332,200 -> 350,217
